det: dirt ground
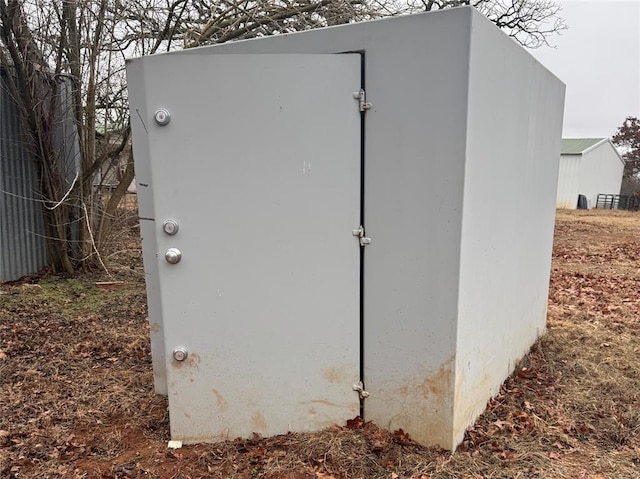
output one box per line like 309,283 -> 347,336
1,209 -> 639,478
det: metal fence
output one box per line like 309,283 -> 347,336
596,194 -> 640,211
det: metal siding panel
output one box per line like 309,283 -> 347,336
579,142 -> 625,205
54,78 -> 82,250
126,58 -> 168,394
456,9 -> 565,446
0,68 -> 49,281
557,155 -> 581,208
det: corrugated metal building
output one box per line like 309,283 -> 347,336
556,138 -> 624,209
0,67 -> 80,281
0,66 -> 49,281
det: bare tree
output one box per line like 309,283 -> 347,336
1,0 -> 134,273
612,116 -> 640,196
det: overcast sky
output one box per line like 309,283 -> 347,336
530,0 -> 640,139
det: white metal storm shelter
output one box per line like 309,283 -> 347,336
127,6 -> 565,450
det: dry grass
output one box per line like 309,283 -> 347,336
1,208 -> 639,478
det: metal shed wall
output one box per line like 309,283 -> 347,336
0,68 -> 48,281
556,154 -> 581,208
129,6 -> 564,450
456,13 -> 564,444
578,141 -> 624,207
0,68 -> 81,281
556,139 -> 624,209
131,8 -> 470,448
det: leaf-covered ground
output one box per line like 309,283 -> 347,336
1,209 -> 639,478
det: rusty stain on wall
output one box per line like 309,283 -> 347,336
421,359 -> 454,398
371,357 -> 456,449
452,347 -> 529,444
301,399 -> 354,409
321,364 -> 352,384
171,352 -> 200,369
211,389 -> 228,412
251,411 -> 268,432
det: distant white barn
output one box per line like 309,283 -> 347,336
556,138 -> 624,209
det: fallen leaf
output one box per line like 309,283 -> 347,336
393,428 -> 413,445
346,416 -> 364,429
493,420 -> 504,430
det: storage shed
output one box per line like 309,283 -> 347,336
127,6 -> 565,450
556,138 -> 624,209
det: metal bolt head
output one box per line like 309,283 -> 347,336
173,347 -> 188,362
154,108 -> 171,126
165,248 -> 182,264
163,219 -> 179,235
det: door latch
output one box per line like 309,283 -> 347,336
352,225 -> 371,246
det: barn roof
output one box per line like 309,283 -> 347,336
561,138 -> 607,155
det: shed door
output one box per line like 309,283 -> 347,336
139,54 -> 362,442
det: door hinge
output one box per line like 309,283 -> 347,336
352,225 -> 371,246
353,382 -> 370,399
353,89 -> 372,112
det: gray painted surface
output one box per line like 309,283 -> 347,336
128,6 -> 565,449
126,59 -> 168,394
455,12 -> 565,446
128,54 -> 362,442
53,77 -> 82,228
192,10 -> 471,447
0,68 -> 48,281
